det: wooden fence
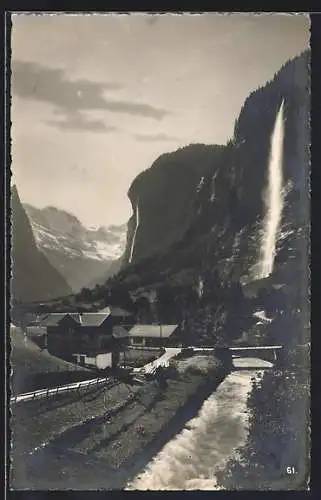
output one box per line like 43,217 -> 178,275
10,376 -> 110,405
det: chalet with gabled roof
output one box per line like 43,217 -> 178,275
41,308 -> 134,365
127,324 -> 181,348
40,304 -> 182,369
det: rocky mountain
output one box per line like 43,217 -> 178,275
44,51 -> 309,354
23,204 -> 126,292
11,186 -> 72,303
123,143 -> 225,265
112,51 -> 309,349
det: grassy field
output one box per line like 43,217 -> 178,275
10,327 -> 97,394
11,354 -> 227,490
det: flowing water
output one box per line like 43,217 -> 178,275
128,199 -> 140,264
126,99 -> 284,491
259,100 -> 285,278
127,358 -> 272,490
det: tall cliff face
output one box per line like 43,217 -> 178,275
11,186 -> 73,303
115,51 -> 309,348
123,144 -> 226,265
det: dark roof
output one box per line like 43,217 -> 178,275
128,324 -> 178,338
112,325 -> 130,339
110,306 -> 133,317
79,313 -> 110,327
98,306 -> 132,317
69,313 -> 82,323
41,308 -> 129,328
97,306 -> 111,314
42,313 -> 80,327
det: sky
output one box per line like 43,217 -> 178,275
11,13 -> 310,227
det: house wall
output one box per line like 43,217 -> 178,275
47,327 -> 71,358
96,352 -> 113,369
47,316 -> 80,359
129,336 -> 147,347
97,334 -> 115,350
85,356 -> 96,366
47,315 -> 132,360
128,328 -> 182,349
145,337 -> 163,348
165,329 -> 182,347
111,315 -> 135,327
26,326 -> 47,336
73,352 -> 115,370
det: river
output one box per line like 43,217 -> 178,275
126,356 -> 273,490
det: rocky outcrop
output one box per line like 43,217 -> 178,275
123,144 -> 225,265
115,51 -> 310,349
11,186 -> 73,303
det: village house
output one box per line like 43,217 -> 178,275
41,306 -> 134,369
98,306 -> 134,325
40,304 -> 182,369
126,324 -> 181,349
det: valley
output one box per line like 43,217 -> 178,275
9,45 -> 310,491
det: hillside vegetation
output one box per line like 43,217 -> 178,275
10,327 -> 96,394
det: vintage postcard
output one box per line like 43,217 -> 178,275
8,12 -> 310,490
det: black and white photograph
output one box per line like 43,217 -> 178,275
9,12 -> 310,490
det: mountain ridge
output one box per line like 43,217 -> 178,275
22,51 -> 309,354
23,203 -> 127,292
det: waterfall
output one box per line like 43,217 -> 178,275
258,100 -> 285,279
197,277 -> 204,298
128,198 -> 140,264
196,176 -> 205,193
210,171 -> 218,203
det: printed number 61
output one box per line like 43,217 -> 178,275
286,466 -> 296,474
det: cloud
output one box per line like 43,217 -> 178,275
12,60 -> 169,120
46,111 -> 117,133
133,132 -> 180,142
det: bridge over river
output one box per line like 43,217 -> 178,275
191,345 -> 284,368
228,345 -> 284,366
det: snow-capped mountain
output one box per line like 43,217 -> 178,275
23,204 -> 127,292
